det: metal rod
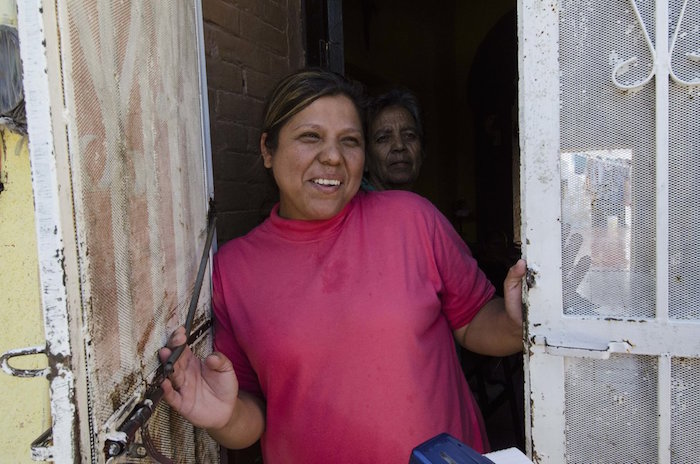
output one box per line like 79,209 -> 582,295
164,205 -> 217,375
105,202 -> 217,459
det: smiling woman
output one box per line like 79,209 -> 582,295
260,94 -> 365,220
159,68 -> 527,464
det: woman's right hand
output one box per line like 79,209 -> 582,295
159,327 -> 239,430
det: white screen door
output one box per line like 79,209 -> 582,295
19,0 -> 217,462
519,0 -> 700,462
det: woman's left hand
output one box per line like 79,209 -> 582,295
503,259 -> 527,327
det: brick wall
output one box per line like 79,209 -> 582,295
203,0 -> 304,244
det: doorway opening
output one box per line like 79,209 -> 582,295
342,0 -> 524,452
227,2 -> 523,462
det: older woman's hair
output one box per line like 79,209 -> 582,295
367,88 -> 424,147
262,68 -> 366,151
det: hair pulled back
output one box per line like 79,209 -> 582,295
261,68 -> 367,152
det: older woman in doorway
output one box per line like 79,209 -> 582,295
159,68 -> 526,463
363,88 -> 425,191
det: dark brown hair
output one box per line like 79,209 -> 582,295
261,68 -> 367,151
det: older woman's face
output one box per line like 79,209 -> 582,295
367,105 -> 423,190
261,95 -> 365,221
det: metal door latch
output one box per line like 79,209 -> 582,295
540,336 -> 632,359
0,344 -> 49,378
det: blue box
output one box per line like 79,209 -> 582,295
409,433 -> 496,464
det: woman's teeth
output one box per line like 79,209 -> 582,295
313,178 -> 341,186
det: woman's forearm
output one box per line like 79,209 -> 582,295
455,297 -> 524,356
207,390 -> 266,449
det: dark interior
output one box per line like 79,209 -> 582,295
339,0 -> 524,452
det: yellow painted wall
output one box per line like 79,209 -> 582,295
0,128 -> 51,463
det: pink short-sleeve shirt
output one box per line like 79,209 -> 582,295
213,190 -> 495,463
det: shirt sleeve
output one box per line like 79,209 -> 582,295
212,251 -> 264,398
430,207 -> 496,330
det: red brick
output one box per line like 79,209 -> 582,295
243,68 -> 277,99
216,209 -> 275,242
247,126 -> 263,153
231,0 -> 265,17
203,25 -> 222,60
207,0 -> 303,238
206,59 -> 244,94
207,86 -> 217,107
202,0 -> 240,34
216,91 -> 264,126
267,54 -> 296,80
240,11 -> 287,55
212,151 -> 267,183
263,1 -> 287,31
214,179 -> 276,211
211,121 -> 248,154
208,27 -> 269,73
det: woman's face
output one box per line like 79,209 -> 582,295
367,105 -> 423,190
261,94 -> 365,221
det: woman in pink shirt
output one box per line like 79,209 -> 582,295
160,68 -> 526,463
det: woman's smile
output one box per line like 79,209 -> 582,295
311,177 -> 341,187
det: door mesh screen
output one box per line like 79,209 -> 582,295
669,1 -> 700,320
670,357 -> 700,462
560,0 -> 656,319
564,354 -> 658,463
671,358 -> 700,463
60,1 -> 217,461
557,1 -> 700,463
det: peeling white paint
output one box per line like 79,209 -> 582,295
519,1 -> 563,459
17,0 -> 76,462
